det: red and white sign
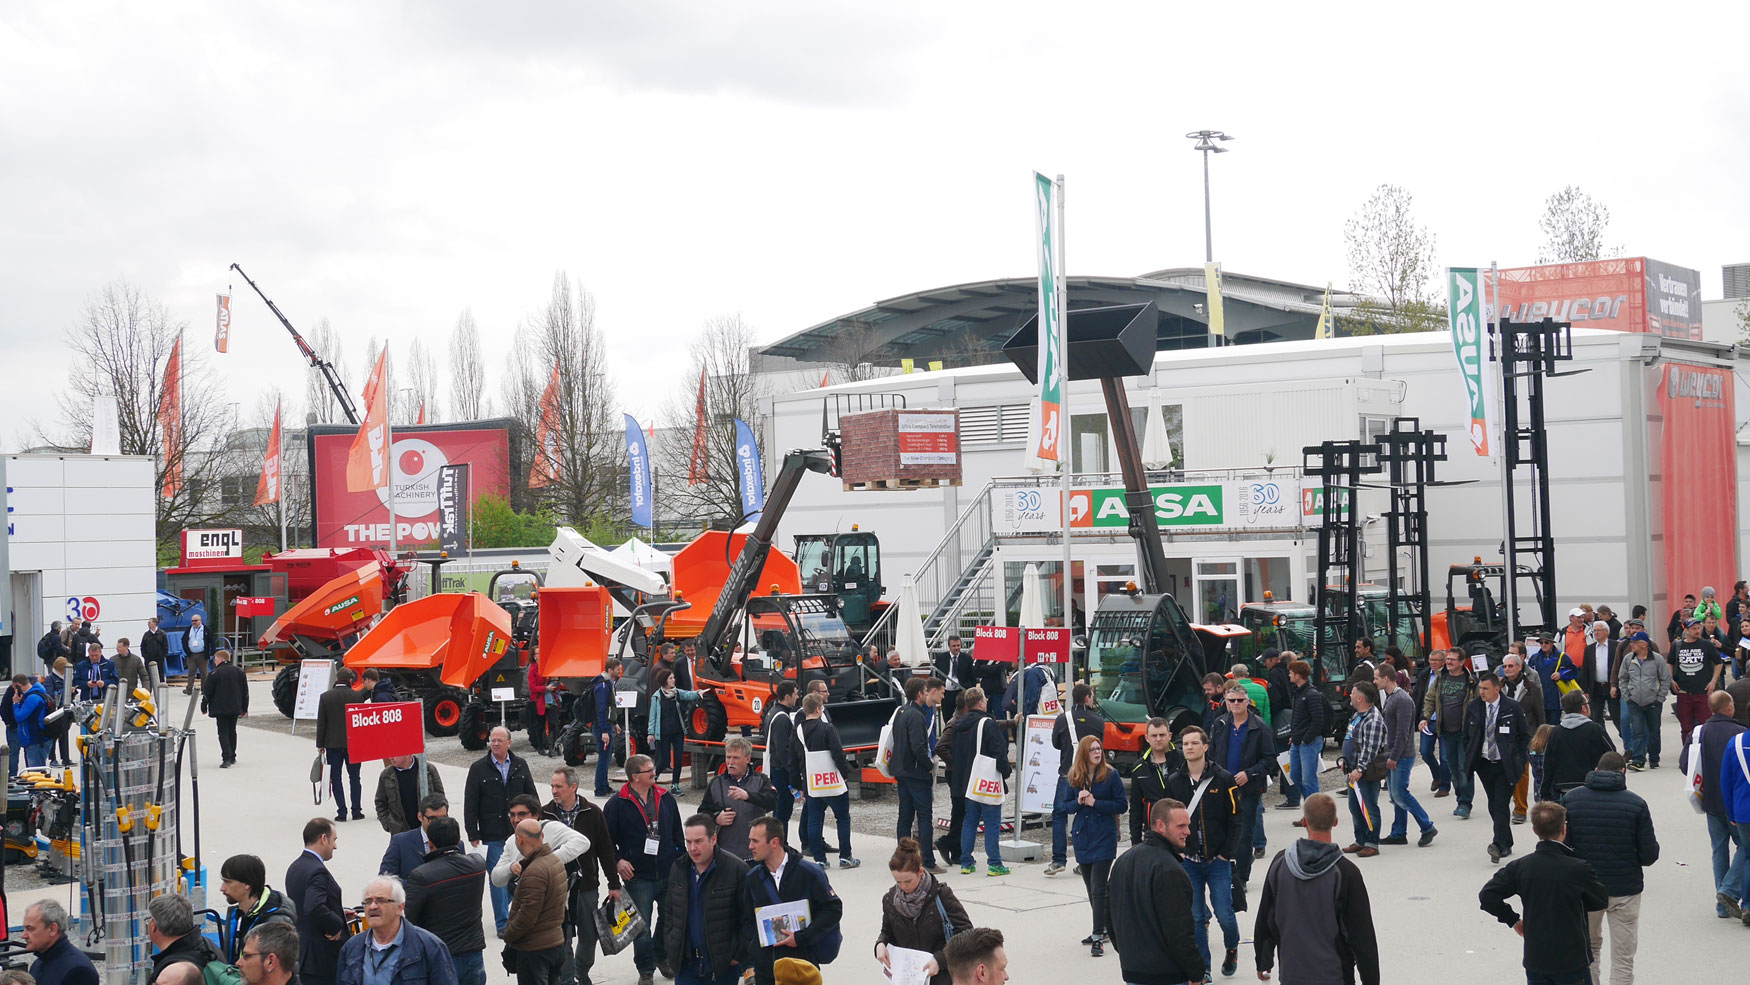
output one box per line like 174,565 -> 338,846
233,596 -> 276,617
1493,258 -> 1702,340
897,412 -> 958,465
215,293 -> 231,353
66,596 -> 101,623
1657,363 -> 1738,624
972,625 -> 1020,663
181,528 -> 244,566
346,701 -> 425,763
1023,627 -> 1071,663
310,422 -> 511,548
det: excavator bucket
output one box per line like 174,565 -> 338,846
258,562 -> 386,649
537,586 -> 614,679
668,531 -> 801,640
344,593 -> 515,687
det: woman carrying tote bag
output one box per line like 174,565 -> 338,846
874,837 -> 973,985
1056,734 -> 1127,957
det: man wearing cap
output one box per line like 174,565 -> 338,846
1562,608 -> 1590,681
1528,634 -> 1571,729
1670,617 -> 1723,767
1614,631 -> 1670,770
1668,594 -> 1698,648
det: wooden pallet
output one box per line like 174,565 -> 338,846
842,476 -> 964,491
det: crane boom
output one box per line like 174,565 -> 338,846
229,263 -> 362,426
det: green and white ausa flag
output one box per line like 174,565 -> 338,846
1027,172 -> 1064,469
1446,268 -> 1492,456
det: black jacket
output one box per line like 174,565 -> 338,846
1538,716 -> 1616,801
662,849 -> 750,977
889,701 -> 934,780
935,710 -> 970,777
462,752 -> 538,842
1208,711 -> 1277,791
1263,663 -> 1293,726
1461,695 -> 1533,781
543,795 -> 624,891
763,702 -> 799,776
874,877 -> 971,985
405,847 -> 488,955
226,888 -> 297,963
1480,840 -> 1608,974
698,767 -> 778,859
1127,752 -> 1186,844
1051,704 -> 1108,775
139,628 -> 169,667
29,934 -> 98,985
203,661 -> 249,717
948,711 -> 1010,797
1289,679 -> 1328,744
1255,839 -> 1380,985
314,684 -> 359,750
1562,770 -> 1659,896
743,849 -> 844,984
603,783 -> 685,882
181,623 -> 218,661
795,715 -> 850,781
149,932 -> 221,985
1699,716 -> 1750,817
1105,832 -> 1204,985
1164,763 -> 1242,861
286,849 -> 349,980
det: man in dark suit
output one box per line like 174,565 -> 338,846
379,794 -> 450,879
140,617 -> 170,686
464,725 -> 538,934
181,613 -> 218,695
203,649 -> 249,768
72,643 -> 117,702
315,669 -> 364,822
1464,670 -> 1534,865
285,818 -> 352,985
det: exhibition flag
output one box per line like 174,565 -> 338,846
214,293 -> 231,353
733,417 -> 766,522
1315,282 -> 1333,339
530,366 -> 562,488
158,337 -> 183,499
254,401 -> 282,506
346,348 -> 391,492
1029,172 -> 1063,465
1204,262 -> 1226,338
1446,268 -> 1491,456
624,413 -> 652,528
688,367 -> 709,485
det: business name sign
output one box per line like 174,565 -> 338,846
181,528 -> 244,565
1446,268 -> 1490,457
995,477 -> 1310,535
437,464 -> 469,555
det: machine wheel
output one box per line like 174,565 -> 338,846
684,692 -> 729,742
423,688 -> 467,737
457,701 -> 491,751
559,722 -> 592,767
272,665 -> 299,719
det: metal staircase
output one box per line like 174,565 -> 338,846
863,479 -> 999,650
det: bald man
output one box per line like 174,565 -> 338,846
505,818 -> 569,985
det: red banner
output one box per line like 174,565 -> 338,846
1658,363 -> 1739,622
159,337 -> 183,499
1493,258 -> 1702,340
530,366 -> 561,488
347,349 -> 391,493
311,422 -> 511,549
973,625 -> 1020,662
254,402 -> 282,506
1023,627 -> 1071,663
346,701 -> 425,763
233,596 -> 276,617
214,293 -> 231,353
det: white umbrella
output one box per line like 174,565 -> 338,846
894,575 -> 930,667
1141,393 -> 1175,469
1018,562 -> 1046,629
610,537 -> 672,576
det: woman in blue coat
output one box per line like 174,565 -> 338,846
1056,735 -> 1127,957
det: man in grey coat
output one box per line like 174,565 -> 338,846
696,736 -> 776,860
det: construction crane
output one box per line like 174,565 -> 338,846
229,263 -> 361,425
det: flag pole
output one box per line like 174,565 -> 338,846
278,402 -> 287,552
386,355 -> 399,555
1057,174 -> 1072,659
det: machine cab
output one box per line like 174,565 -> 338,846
792,531 -> 884,631
1084,589 -> 1206,737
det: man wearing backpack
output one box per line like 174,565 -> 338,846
37,621 -> 67,673
588,660 -> 624,797
12,674 -> 51,769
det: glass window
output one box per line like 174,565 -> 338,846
1003,560 -> 1071,627
1070,414 -> 1109,474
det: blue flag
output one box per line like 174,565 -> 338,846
624,414 -> 652,528
733,417 -> 765,522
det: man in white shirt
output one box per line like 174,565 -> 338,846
490,795 -> 590,890
1586,620 -> 1616,731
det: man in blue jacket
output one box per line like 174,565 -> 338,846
1721,725 -> 1750,925
336,875 -> 456,985
71,644 -> 117,703
589,660 -> 623,797
13,675 -> 52,768
604,753 -> 685,985
1212,680 -> 1275,911
24,898 -> 99,985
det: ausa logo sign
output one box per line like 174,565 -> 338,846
324,594 -> 363,617
1447,268 -> 1490,456
1070,485 -> 1224,528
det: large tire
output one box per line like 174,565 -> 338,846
457,701 -> 491,751
272,665 -> 298,719
683,692 -> 729,743
423,687 -> 467,738
559,722 -> 591,767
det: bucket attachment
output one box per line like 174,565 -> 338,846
668,531 -> 801,639
538,586 -> 614,679
343,592 -> 514,688
258,562 -> 386,649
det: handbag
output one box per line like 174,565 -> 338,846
310,754 -> 326,804
1684,728 -> 1708,815
933,894 -> 955,943
594,893 -> 647,955
1555,654 -> 1582,696
803,728 -> 848,798
875,706 -> 904,779
964,720 -> 1006,805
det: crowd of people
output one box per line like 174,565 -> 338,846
16,593 -> 1750,985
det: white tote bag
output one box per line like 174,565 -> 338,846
875,706 -> 904,779
1684,727 -> 1708,815
804,727 -> 848,798
965,719 -> 1007,806
1035,665 -> 1063,717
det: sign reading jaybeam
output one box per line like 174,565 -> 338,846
995,477 -> 1309,535
1447,268 -> 1490,456
1029,172 -> 1063,464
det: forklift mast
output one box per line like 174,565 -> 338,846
695,448 -> 836,659
1376,418 -> 1447,658
1305,439 -> 1381,669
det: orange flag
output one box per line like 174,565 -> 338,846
416,401 -> 426,426
819,370 -> 829,388
254,402 -> 282,505
688,367 -> 709,486
158,338 -> 183,499
530,366 -> 562,488
347,349 -> 391,492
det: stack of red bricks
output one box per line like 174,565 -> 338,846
839,408 -> 963,490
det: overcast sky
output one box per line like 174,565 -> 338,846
4,1 -> 1747,446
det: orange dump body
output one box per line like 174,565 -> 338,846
258,563 -> 386,649
537,586 -> 613,679
344,592 -> 515,688
666,532 -> 801,640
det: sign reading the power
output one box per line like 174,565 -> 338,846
345,701 -> 425,763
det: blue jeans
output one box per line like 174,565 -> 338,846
1233,791 -> 1263,884
1387,759 -> 1433,838
770,767 -> 795,832
1051,777 -> 1071,865
805,792 -> 852,864
1348,778 -> 1381,846
1419,729 -> 1450,790
1708,812 -> 1746,916
896,776 -> 937,865
654,734 -> 683,785
483,839 -> 511,931
23,741 -> 48,769
1623,701 -> 1661,766
961,801 -> 1003,868
1181,857 -> 1238,966
593,729 -> 614,794
6,726 -> 18,775
1437,731 -> 1472,809
1289,740 -> 1322,803
451,950 -> 485,985
1737,822 -> 1750,907
626,876 -> 663,974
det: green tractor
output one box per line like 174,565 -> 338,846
792,529 -> 890,640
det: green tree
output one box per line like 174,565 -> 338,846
1537,185 -> 1622,264
470,494 -> 558,549
1343,184 -> 1441,335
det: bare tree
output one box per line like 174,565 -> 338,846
398,337 -> 440,424
448,308 -> 486,421
303,317 -> 352,424
826,318 -> 898,382
53,281 -> 248,546
1343,184 -> 1442,335
513,273 -> 621,526
656,314 -> 770,525
1537,185 -> 1622,264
